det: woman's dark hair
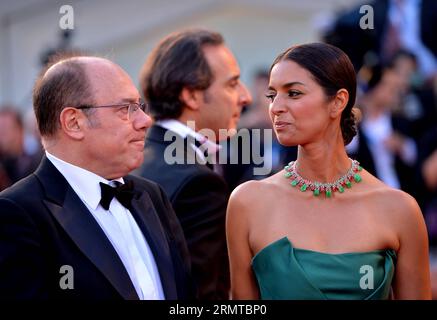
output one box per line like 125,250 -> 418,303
270,42 -> 357,145
139,29 -> 224,121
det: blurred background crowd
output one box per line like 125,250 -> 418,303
1,0 -> 436,297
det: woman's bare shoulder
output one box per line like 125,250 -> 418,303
229,182 -> 265,209
365,177 -> 428,258
382,188 -> 423,226
230,174 -> 280,206
361,171 -> 422,222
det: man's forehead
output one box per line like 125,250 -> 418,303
87,62 -> 140,101
203,44 -> 240,76
203,44 -> 234,61
45,56 -> 138,100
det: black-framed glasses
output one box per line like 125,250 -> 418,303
75,101 -> 149,122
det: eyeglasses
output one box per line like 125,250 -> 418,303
75,101 -> 149,122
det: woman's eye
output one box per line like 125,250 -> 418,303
288,90 -> 301,97
265,94 -> 275,102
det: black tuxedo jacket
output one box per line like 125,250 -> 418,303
139,125 -> 230,300
0,156 -> 194,300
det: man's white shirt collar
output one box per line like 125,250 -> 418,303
45,151 -> 124,210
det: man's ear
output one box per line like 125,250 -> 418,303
59,107 -> 86,140
330,89 -> 349,118
179,87 -> 204,111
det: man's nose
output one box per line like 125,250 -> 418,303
239,83 -> 253,107
134,110 -> 153,131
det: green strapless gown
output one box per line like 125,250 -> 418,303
251,237 -> 396,300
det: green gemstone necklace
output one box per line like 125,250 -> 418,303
283,158 -> 363,198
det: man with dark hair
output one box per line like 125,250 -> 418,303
0,55 -> 193,300
138,29 -> 252,299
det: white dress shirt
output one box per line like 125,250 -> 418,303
46,151 -> 165,300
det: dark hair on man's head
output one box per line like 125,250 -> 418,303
33,51 -> 95,137
139,29 -> 224,121
270,42 -> 357,145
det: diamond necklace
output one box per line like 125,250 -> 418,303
283,158 -> 363,198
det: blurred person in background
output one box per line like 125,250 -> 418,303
0,106 -> 42,191
324,0 -> 437,84
387,50 -> 437,143
347,64 -> 418,197
23,108 -> 44,161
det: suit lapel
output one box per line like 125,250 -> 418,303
126,177 -> 178,300
36,157 -> 139,300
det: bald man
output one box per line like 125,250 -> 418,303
0,55 -> 194,300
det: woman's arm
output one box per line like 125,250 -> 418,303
226,184 -> 260,299
392,192 -> 432,299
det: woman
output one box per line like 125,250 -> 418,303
226,43 -> 431,300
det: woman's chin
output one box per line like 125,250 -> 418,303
276,135 -> 298,147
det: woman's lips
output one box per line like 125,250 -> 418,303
274,121 -> 290,129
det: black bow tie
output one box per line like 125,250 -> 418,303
99,181 -> 135,210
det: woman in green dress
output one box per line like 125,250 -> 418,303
226,43 -> 431,299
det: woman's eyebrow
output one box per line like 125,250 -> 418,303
268,81 -> 305,91
281,81 -> 305,89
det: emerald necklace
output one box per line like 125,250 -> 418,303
283,158 -> 363,198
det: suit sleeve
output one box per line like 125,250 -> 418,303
0,198 -> 48,299
172,172 -> 230,300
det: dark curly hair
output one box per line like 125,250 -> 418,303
270,42 -> 357,145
